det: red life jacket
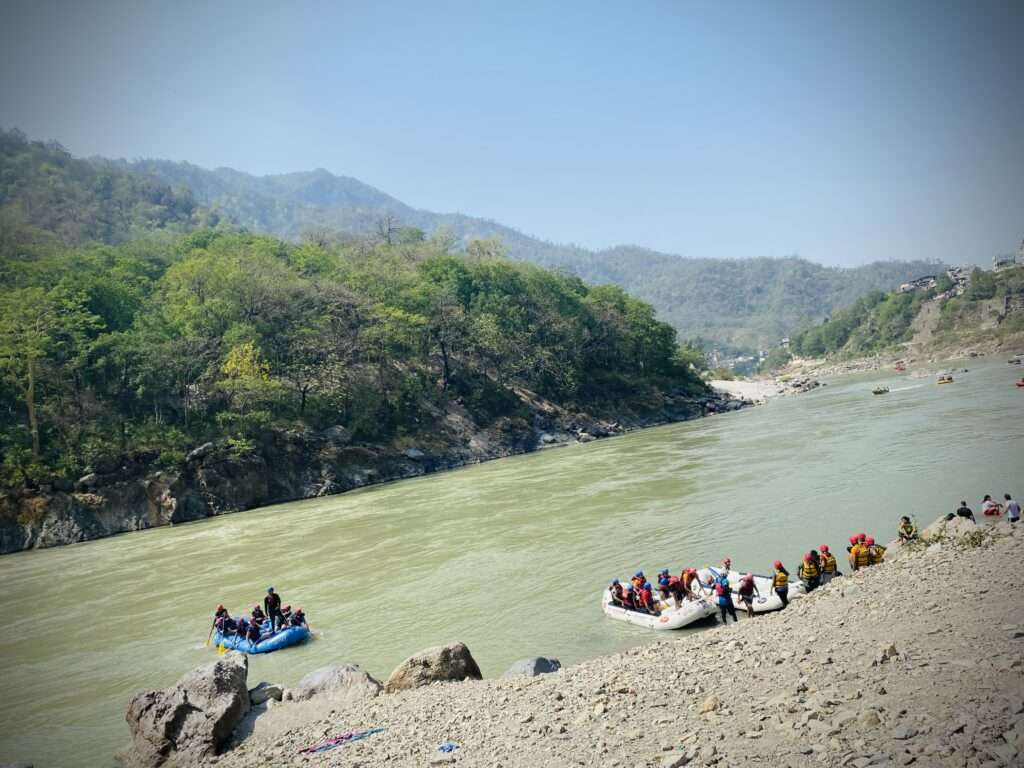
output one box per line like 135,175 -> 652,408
638,588 -> 654,607
666,575 -> 680,588
713,582 -> 728,597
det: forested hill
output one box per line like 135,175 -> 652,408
0,129 -> 218,249
101,154 -> 943,351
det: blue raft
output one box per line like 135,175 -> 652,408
212,621 -> 310,654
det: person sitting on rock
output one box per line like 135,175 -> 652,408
736,573 -> 760,618
954,501 -> 976,522
897,516 -> 918,543
981,494 -> 1003,516
636,582 -> 660,615
798,552 -> 820,591
771,560 -> 790,607
866,537 -> 886,565
819,545 -> 839,583
849,537 -> 870,571
657,570 -> 684,608
608,580 -> 626,608
290,607 -> 307,628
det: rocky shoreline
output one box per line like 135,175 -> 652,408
110,513 -> 1023,768
0,387 -> 747,555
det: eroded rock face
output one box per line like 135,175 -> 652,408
288,664 -> 382,703
922,514 -> 977,541
502,657 -> 561,678
384,642 -> 483,693
120,653 -> 249,767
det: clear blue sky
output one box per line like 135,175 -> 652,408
1,0 -> 1021,266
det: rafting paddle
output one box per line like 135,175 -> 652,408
205,620 -> 215,647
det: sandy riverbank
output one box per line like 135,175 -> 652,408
202,518 -> 1024,768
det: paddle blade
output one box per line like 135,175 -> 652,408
217,642 -> 226,655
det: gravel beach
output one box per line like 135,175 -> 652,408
202,518 -> 1024,768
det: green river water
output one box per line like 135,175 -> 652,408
2,360 -> 1022,767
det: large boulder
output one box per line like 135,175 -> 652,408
502,657 -> 561,678
119,652 -> 249,767
921,514 -> 977,542
288,664 -> 382,703
384,642 -> 483,693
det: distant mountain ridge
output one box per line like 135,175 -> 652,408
2,132 -> 943,351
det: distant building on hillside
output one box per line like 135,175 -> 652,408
994,240 -> 1024,271
779,337 -> 791,349
945,266 -> 970,291
898,275 -> 937,293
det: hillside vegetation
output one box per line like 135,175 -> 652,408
0,137 -> 706,485
784,266 -> 1024,361
102,153 -> 942,351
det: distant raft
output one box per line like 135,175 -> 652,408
601,586 -> 716,630
212,622 -> 310,654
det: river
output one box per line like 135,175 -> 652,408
2,360 -> 1021,767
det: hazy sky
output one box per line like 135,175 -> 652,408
1,0 -> 1022,266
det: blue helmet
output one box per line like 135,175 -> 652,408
634,570 -> 644,577
643,582 -> 652,590
267,586 -> 275,593
626,585 -> 634,591
611,578 -> 620,585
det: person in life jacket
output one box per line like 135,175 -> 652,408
897,516 -> 918,543
290,608 -> 307,628
657,570 -> 684,608
736,573 -> 760,618
720,557 -> 733,574
246,619 -> 262,643
772,560 -> 790,607
280,604 -> 293,625
680,568 -> 701,600
637,582 -> 660,615
631,571 -> 646,591
846,535 -> 858,554
264,587 -> 284,630
798,552 -> 820,591
705,573 -> 737,623
623,585 -> 637,610
609,579 -> 626,608
866,536 -> 886,565
235,616 -> 249,638
849,538 -> 870,570
251,605 -> 266,625
819,544 -> 839,584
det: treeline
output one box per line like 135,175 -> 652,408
0,229 -> 704,484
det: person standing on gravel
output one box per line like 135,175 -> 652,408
819,545 -> 839,583
771,560 -> 790,607
737,574 -> 760,617
1006,494 -> 1020,523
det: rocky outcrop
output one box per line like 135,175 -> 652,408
921,514 -> 978,542
502,657 -> 562,678
0,388 -> 745,555
118,653 -> 249,767
247,682 -> 283,706
383,642 -> 483,693
287,664 -> 382,703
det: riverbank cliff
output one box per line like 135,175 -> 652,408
0,387 -> 746,555
114,514 -> 1024,768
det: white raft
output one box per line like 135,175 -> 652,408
601,586 -> 716,630
697,567 -> 808,614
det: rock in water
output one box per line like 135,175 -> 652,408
289,664 -> 382,702
120,652 -> 249,767
384,642 -> 483,693
502,657 -> 562,678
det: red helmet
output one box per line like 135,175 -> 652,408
773,560 -> 783,569
848,535 -> 858,544
820,544 -> 829,552
857,533 -> 866,541
803,553 -> 813,562
865,536 -> 875,545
